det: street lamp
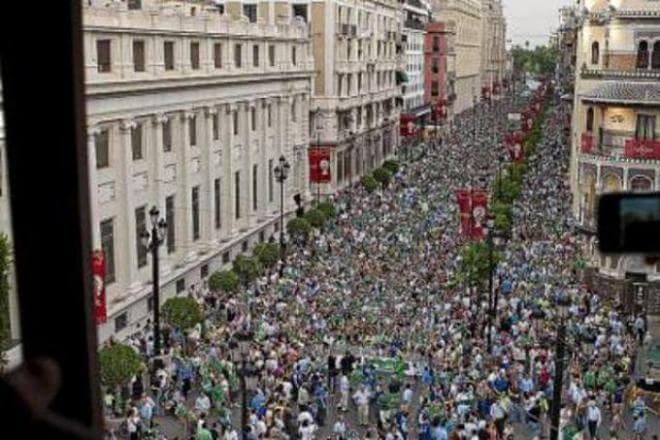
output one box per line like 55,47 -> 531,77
550,294 -> 571,440
273,155 -> 290,277
486,214 -> 504,354
233,329 -> 254,438
141,206 -> 167,356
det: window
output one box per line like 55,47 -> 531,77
100,219 -> 115,284
251,107 -> 257,131
243,4 -> 257,23
166,195 -> 175,253
292,46 -> 297,66
176,278 -> 185,294
222,252 -> 230,264
432,36 -> 439,52
128,0 -> 142,9
190,42 -> 200,70
133,40 -> 145,72
212,112 -> 219,140
95,129 -> 109,168
268,159 -> 274,202
259,231 -> 265,242
338,75 -> 343,97
135,206 -> 147,268
241,241 -> 248,253
252,164 -> 258,211
192,186 -> 200,241
189,115 -> 197,146
164,41 -> 175,70
235,171 -> 241,219
591,41 -> 599,65
162,119 -> 172,152
431,81 -> 439,97
213,43 -> 222,68
432,58 -> 439,73
292,4 -> 308,22
214,178 -> 221,229
233,111 -> 239,136
147,296 -> 154,313
267,104 -> 272,127
97,39 -> 111,73
131,123 -> 143,160
234,43 -> 242,68
653,41 -> 660,69
291,100 -> 297,122
201,264 -> 209,279
636,114 -> 656,140
114,313 -> 127,333
253,44 -> 260,67
269,45 -> 276,67
586,107 -> 594,132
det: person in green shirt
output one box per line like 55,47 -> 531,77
196,422 -> 214,440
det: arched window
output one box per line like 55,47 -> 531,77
637,41 -> 649,68
652,41 -> 660,69
591,42 -> 599,65
630,176 -> 652,191
586,107 -> 594,132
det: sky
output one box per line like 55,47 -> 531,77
503,0 -> 574,48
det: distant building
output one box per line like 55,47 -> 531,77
480,0 -> 507,101
423,21 -> 456,135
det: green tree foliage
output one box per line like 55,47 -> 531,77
317,201 -> 336,219
232,255 -> 262,285
287,217 -> 312,239
304,208 -> 327,229
99,343 -> 145,388
382,160 -> 401,175
253,242 -> 280,268
511,44 -> 557,77
361,175 -> 379,193
457,242 -> 501,288
162,297 -> 204,330
0,235 -> 10,351
208,270 -> 239,294
372,167 -> 393,188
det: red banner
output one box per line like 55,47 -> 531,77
505,132 -> 524,162
91,249 -> 107,325
456,190 -> 472,238
580,133 -> 594,154
309,148 -> 332,183
471,190 -> 488,240
624,139 -> 660,159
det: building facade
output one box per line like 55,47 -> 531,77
480,0 -> 506,100
82,0 -> 313,341
557,5 -> 579,97
430,0 -> 482,114
307,0 -> 401,194
399,0 -> 432,136
424,21 -> 456,132
570,0 -> 660,313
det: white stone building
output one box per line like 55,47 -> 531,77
81,0 -> 313,341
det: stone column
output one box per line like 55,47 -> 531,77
87,127 -> 101,248
623,167 -> 629,191
204,106 -> 218,246
180,111 -> 196,262
119,119 -> 139,292
151,113 -> 170,275
246,101 -> 256,230
224,103 -> 238,238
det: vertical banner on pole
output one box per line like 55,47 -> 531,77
308,147 -> 332,183
456,190 -> 472,238
470,190 -> 488,240
91,249 -> 107,325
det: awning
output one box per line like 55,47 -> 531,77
402,104 -> 431,119
580,82 -> 660,105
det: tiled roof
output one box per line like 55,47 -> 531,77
581,82 -> 660,105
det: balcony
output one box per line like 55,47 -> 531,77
404,18 -> 426,31
580,131 -> 660,163
580,133 -> 594,154
581,66 -> 660,81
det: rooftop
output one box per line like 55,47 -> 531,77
581,82 -> 660,106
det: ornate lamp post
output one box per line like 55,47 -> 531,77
140,206 -> 167,356
550,295 -> 571,440
273,155 -> 290,277
486,214 -> 504,354
233,329 -> 254,437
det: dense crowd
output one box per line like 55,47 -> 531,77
106,84 -> 655,440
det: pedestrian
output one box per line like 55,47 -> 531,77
585,400 -> 601,440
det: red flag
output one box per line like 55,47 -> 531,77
456,190 -> 472,238
624,139 -> 660,159
470,190 -> 488,240
581,133 -> 594,154
91,249 -> 107,325
308,147 -> 332,183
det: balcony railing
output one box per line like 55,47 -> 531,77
580,131 -> 660,162
404,19 -> 425,31
581,133 -> 594,154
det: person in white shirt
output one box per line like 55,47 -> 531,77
339,374 -> 350,411
195,393 -> 211,415
353,385 -> 370,426
223,427 -> 239,440
333,415 -> 347,440
586,400 -> 601,440
299,419 -> 317,440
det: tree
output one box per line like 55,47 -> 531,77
382,159 -> 401,175
162,297 -> 204,330
98,342 -> 145,388
361,175 -> 379,193
457,242 -> 500,288
0,235 -> 10,351
253,242 -> 279,268
372,167 -> 393,188
317,201 -> 336,219
287,217 -> 312,239
208,270 -> 239,294
232,255 -> 262,285
304,208 -> 327,229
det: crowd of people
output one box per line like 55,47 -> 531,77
105,83 -> 656,440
